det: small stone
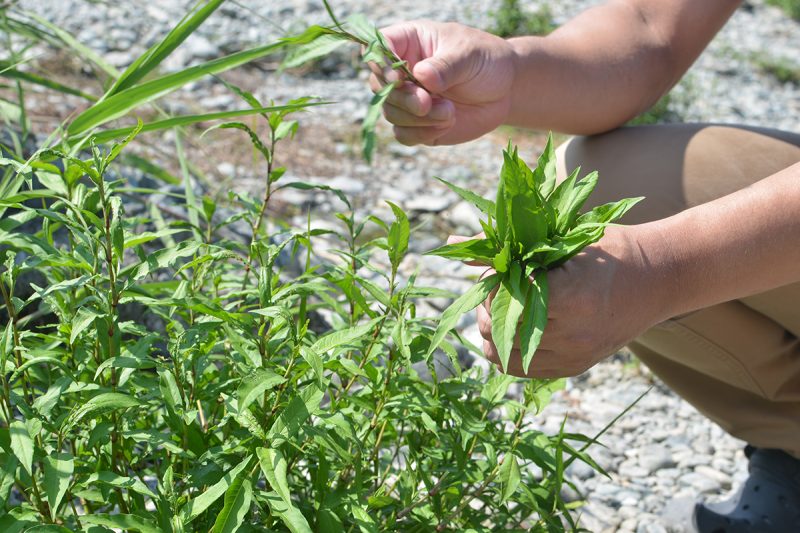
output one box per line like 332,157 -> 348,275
694,465 -> 732,489
406,193 -> 454,213
679,472 -> 721,494
639,445 -> 676,474
327,175 -> 365,195
618,459 -> 649,479
636,519 -> 667,533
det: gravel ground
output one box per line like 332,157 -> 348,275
15,0 -> 800,531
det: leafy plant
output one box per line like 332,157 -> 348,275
0,2 -> 628,531
427,135 -> 643,374
489,0 -> 556,38
280,0 -> 422,163
766,0 -> 800,20
753,55 -> 800,85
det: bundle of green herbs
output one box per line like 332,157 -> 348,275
427,137 -> 643,374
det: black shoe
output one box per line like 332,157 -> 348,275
693,445 -> 800,532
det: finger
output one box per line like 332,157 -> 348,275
446,233 -> 485,245
384,83 -> 435,117
478,303 -> 492,340
383,102 -> 453,128
392,124 -> 451,146
483,339 -> 500,365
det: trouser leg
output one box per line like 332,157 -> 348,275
554,124 -> 800,457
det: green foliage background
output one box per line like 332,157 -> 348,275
0,1 -> 611,531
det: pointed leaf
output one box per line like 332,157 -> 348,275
427,273 -> 501,359
434,176 -> 495,215
44,452 -> 73,520
520,270 -> 548,373
490,266 -> 527,373
499,453 -> 521,503
237,369 -> 285,412
9,421 -> 33,476
257,447 -> 290,503
264,491 -> 313,533
211,471 -> 252,533
181,455 -> 252,523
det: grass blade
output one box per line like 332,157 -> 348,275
67,42 -> 286,136
107,0 -> 226,96
79,102 -> 325,144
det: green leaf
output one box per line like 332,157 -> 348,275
434,176 -> 495,215
263,491 -> 313,533
427,273 -> 501,359
107,0 -> 226,95
83,471 -> 158,499
267,386 -> 324,445
211,471 -> 252,533
309,317 -> 381,356
519,270 -> 548,374
386,201 -> 409,270
80,514 -> 161,533
493,241 -> 511,273
425,238 -> 497,264
490,265 -> 528,373
257,447 -> 290,502
64,392 -> 140,430
499,452 -> 521,503
44,452 -> 73,520
276,181 -> 351,210
237,369 -> 285,412
0,61 -> 96,100
9,421 -> 33,476
556,170 -> 598,233
84,103 -> 324,144
181,455 -> 252,523
279,31 -> 348,70
577,196 -> 644,225
533,133 -> 557,197
68,41 -> 286,135
362,83 -> 393,163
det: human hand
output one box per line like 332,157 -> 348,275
462,225 -> 674,378
368,20 -> 516,146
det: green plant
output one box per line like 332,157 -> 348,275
0,2 -> 624,531
489,0 -> 556,38
753,55 -> 800,85
427,135 -> 643,374
766,0 -> 800,20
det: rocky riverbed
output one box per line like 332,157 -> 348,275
15,0 -> 800,531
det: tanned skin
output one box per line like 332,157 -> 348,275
369,0 -> 800,378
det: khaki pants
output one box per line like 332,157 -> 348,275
556,124 -> 800,458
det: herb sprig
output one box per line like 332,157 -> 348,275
281,0 -> 423,163
427,134 -> 644,374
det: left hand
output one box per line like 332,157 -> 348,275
470,224 -> 675,378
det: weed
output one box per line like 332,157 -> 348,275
489,0 -> 556,38
0,2 -> 626,530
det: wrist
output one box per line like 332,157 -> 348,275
628,220 -> 685,322
504,36 -> 545,127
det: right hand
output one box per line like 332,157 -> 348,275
368,21 -> 516,146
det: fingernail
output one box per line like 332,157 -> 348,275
428,101 -> 453,121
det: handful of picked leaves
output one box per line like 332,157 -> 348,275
426,135 -> 643,374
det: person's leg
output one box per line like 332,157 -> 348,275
555,124 -> 800,529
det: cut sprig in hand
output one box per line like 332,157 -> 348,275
426,134 -> 644,374
281,0 -> 422,163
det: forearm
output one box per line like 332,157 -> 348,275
642,161 -> 800,320
504,0 -> 740,134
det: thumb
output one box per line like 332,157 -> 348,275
446,233 -> 485,245
413,53 -> 471,95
